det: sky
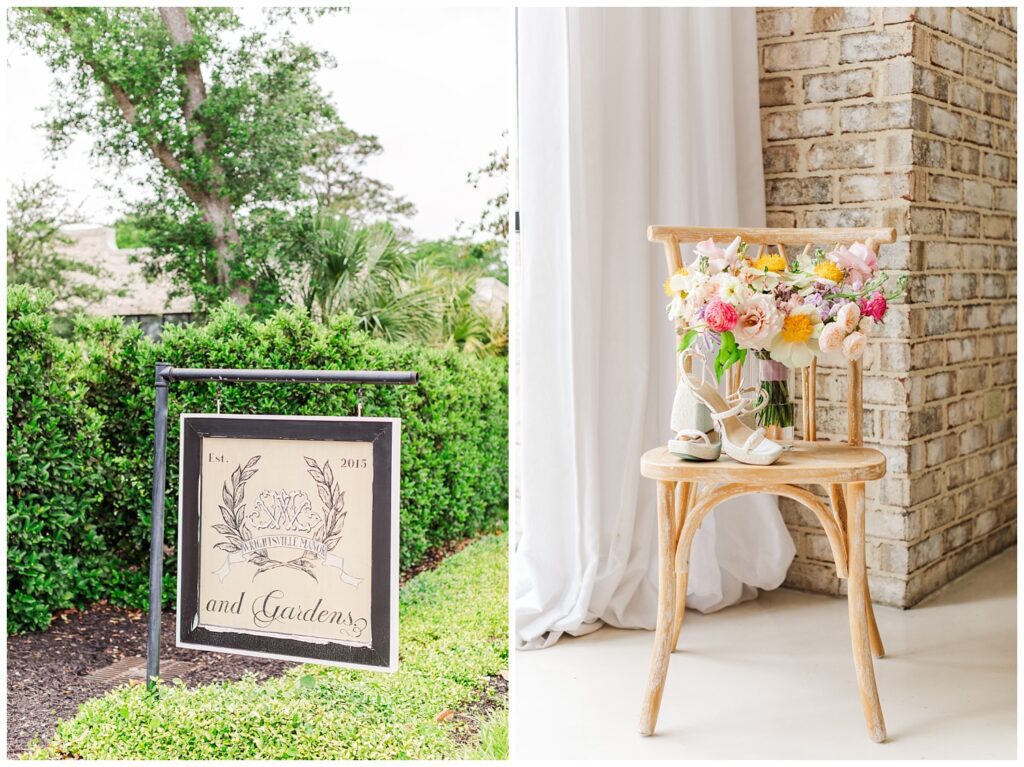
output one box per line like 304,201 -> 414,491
4,7 -> 513,242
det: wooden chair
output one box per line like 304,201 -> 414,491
639,226 -> 897,743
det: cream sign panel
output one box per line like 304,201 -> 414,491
177,415 -> 399,671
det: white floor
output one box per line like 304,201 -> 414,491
513,547 -> 1017,760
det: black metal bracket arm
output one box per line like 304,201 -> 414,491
146,363 -> 418,688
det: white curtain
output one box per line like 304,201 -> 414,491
514,7 -> 796,649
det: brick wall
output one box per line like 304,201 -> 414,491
756,7 -> 1017,607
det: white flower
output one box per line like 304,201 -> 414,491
842,331 -> 867,361
666,295 -> 684,321
858,316 -> 875,335
712,273 -> 748,305
769,304 -> 822,369
819,322 -> 847,353
723,236 -> 742,267
837,302 -> 861,334
733,295 -> 782,351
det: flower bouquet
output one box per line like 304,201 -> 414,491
665,237 -> 906,444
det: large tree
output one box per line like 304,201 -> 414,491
10,7 -> 406,311
302,125 -> 416,225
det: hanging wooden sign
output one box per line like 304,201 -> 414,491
176,414 -> 399,671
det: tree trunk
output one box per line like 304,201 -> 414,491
159,6 -> 249,306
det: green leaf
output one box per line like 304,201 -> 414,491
677,329 -> 697,352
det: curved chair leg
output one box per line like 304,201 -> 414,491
639,480 -> 677,736
670,482 -> 693,652
864,578 -> 885,658
845,482 -> 887,743
834,483 -> 884,659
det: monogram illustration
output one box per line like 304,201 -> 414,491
211,455 -> 360,587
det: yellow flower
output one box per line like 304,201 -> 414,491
780,312 -> 815,343
750,253 -> 787,272
813,260 -> 844,283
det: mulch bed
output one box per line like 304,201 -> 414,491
6,604 -> 295,757
7,534 -> 505,758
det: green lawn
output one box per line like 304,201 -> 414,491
28,535 -> 508,760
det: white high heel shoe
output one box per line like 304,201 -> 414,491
679,348 -> 783,466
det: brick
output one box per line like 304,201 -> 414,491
949,211 -> 981,238
840,101 -> 912,132
765,108 -> 831,140
927,105 -> 961,138
995,187 -> 1016,212
948,273 -> 979,302
884,58 -> 914,96
802,208 -> 875,228
930,37 -> 964,73
886,133 -> 913,166
764,39 -> 829,72
912,136 -> 946,168
764,144 -> 800,174
757,9 -> 797,39
924,306 -> 956,336
982,153 -> 1012,181
765,211 -> 796,228
982,215 -> 1014,240
928,175 -> 961,204
907,206 -> 944,235
907,274 -> 946,304
760,77 -> 796,107
965,51 -> 995,83
807,139 -> 875,170
985,92 -> 1014,120
839,172 -> 911,203
810,7 -> 871,32
912,65 -> 949,100
766,177 -> 833,205
962,116 -> 992,147
840,28 -> 913,63
950,145 -> 980,175
914,6 -> 950,33
950,10 -> 984,48
950,81 -> 983,112
984,27 -> 1015,61
994,62 -> 1016,94
804,68 -> 873,102
963,180 -> 995,210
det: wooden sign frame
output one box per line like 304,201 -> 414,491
175,414 -> 399,672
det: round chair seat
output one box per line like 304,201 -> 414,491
641,441 -> 885,484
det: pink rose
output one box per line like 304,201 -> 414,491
819,323 -> 847,353
859,292 -> 887,322
828,242 -> 878,288
732,295 -> 781,350
705,298 -> 739,333
842,331 -> 867,361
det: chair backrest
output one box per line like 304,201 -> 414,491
648,226 -> 897,446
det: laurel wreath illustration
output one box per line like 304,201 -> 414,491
212,455 -> 347,581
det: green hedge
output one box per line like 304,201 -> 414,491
6,287 -> 508,633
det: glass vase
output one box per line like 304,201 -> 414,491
755,351 -> 796,449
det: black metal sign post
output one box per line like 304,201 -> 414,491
146,363 -> 418,688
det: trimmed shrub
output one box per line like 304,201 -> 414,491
7,292 -> 508,633
7,287 -> 107,632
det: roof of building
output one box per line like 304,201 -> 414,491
57,225 -> 194,316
